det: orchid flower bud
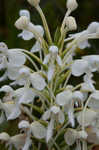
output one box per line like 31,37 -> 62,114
15,16 -> 29,30
49,45 -> 58,54
65,16 -> 77,31
27,0 -> 40,7
67,0 -> 78,14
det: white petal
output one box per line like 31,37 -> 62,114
87,22 -> 99,34
22,138 -> 32,150
46,118 -> 54,143
34,25 -> 44,37
50,106 -> 60,114
11,134 -> 26,149
58,110 -> 65,124
73,91 -> 85,101
64,129 -> 76,145
81,82 -> 95,92
56,55 -> 62,66
88,91 -> 99,110
31,121 -> 46,139
78,40 -> 90,49
7,105 -> 21,120
30,73 -> 46,91
31,41 -> 41,53
56,90 -> 72,106
42,110 -> 51,120
0,132 -> 10,141
18,120 -> 30,129
0,100 -> 16,119
16,88 -> 35,104
82,55 -> 99,72
8,50 -> 26,67
43,54 -> 50,64
0,85 -> 13,93
71,59 -> 89,76
47,64 -> 55,81
77,109 -> 97,127
68,109 -> 75,127
18,30 -> 34,40
7,65 -> 20,80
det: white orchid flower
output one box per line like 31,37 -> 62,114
65,22 -> 99,49
87,90 -> 99,110
81,73 -> 96,92
19,120 -> 46,139
18,10 -> 44,53
10,66 -> 46,91
0,99 -> 21,121
42,105 -> 64,142
0,42 -> 26,81
77,109 -> 97,127
30,72 -> 46,91
0,85 -> 21,120
43,45 -> 62,81
0,132 -> 31,150
64,128 -> 87,146
56,90 -> 87,126
0,42 -> 26,67
82,55 -> 99,72
0,85 -> 36,120
71,54 -> 99,77
18,10 -> 34,40
10,66 -> 31,86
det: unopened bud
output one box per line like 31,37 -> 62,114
15,16 -> 29,30
65,16 -> 77,31
27,0 -> 40,7
49,45 -> 58,53
67,0 -> 78,12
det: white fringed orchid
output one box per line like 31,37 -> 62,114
0,132 -> 32,150
0,42 -> 26,81
18,120 -> 46,139
65,22 -> 99,49
10,66 -> 46,91
56,89 -> 87,127
64,128 -> 87,146
42,105 -> 64,142
17,9 -> 44,53
43,45 -> 62,81
0,85 -> 36,120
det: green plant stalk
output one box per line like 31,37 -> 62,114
36,5 -> 52,45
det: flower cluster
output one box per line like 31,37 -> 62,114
0,0 -> 99,150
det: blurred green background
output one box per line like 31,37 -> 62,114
0,0 -> 99,50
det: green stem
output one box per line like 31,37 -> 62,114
23,103 -> 43,114
36,5 -> 52,45
20,49 -> 48,70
